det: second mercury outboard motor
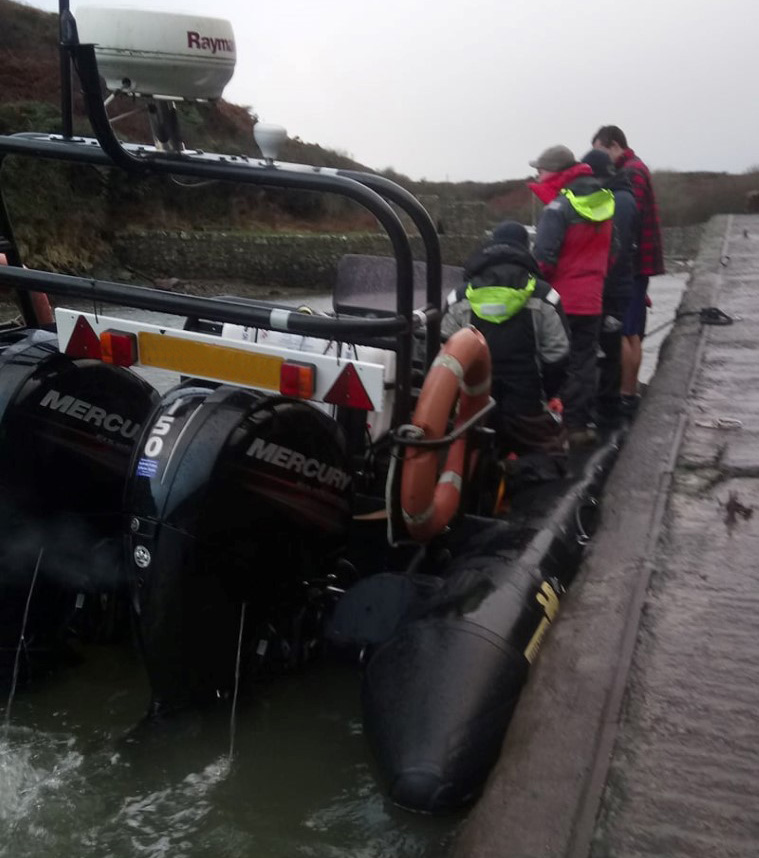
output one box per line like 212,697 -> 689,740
0,330 -> 159,675
125,385 -> 353,714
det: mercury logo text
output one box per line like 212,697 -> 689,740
186,32 -> 235,54
39,389 -> 141,439
246,438 -> 351,491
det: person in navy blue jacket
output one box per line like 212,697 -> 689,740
581,149 -> 640,425
592,126 -> 664,413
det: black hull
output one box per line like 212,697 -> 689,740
361,431 -> 624,812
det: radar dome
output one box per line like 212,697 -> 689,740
74,6 -> 236,101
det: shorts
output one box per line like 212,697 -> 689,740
622,275 -> 650,337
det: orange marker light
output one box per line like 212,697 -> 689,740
100,329 -> 138,367
280,361 -> 315,399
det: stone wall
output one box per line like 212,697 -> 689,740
112,231 -> 477,290
662,224 -> 703,262
416,196 -> 489,236
112,225 -> 703,292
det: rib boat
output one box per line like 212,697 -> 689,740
0,3 -> 624,813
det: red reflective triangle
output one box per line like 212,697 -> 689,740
65,315 -> 102,360
324,362 -> 374,410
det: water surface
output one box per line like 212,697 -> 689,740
2,651 -> 458,858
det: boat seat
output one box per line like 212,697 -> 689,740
334,254 -> 463,317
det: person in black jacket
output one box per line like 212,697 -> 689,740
581,150 -> 640,424
443,221 -> 570,465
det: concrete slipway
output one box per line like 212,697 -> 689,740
454,214 -> 759,858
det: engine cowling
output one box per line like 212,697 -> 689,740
125,384 -> 353,711
0,329 -> 159,670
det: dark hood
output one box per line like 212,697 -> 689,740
607,169 -> 634,195
563,174 -> 606,196
464,242 -> 539,284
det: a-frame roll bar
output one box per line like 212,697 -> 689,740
0,5 -> 444,425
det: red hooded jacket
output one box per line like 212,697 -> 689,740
529,164 -> 615,315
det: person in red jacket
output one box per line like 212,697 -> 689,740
529,144 -> 615,445
591,126 -> 665,414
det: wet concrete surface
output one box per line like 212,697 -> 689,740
453,215 -> 759,858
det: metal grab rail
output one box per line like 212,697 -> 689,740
339,170 -> 443,369
0,265 -> 415,342
0,136 -> 444,345
71,39 -> 421,423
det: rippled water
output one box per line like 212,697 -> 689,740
0,273 -> 688,856
1,651 -> 459,857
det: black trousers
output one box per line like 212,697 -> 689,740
562,314 -> 601,430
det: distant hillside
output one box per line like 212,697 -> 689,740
0,0 -> 59,102
0,0 -> 757,273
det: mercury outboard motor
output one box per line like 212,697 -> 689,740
125,385 -> 353,713
0,329 -> 159,673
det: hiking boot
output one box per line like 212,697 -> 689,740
620,394 -> 641,419
596,397 -> 622,429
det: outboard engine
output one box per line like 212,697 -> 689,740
125,385 -> 353,713
0,330 -> 159,674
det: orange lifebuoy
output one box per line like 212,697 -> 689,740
0,252 -> 54,325
400,326 -> 491,542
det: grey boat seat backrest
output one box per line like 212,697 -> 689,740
334,254 -> 464,317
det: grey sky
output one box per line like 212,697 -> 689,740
26,0 -> 759,181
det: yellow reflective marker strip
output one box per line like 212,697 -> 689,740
138,332 -> 284,389
523,581 -> 560,664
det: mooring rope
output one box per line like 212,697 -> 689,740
4,547 -> 44,734
228,601 -> 247,761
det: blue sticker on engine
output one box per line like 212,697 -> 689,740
136,458 -> 159,478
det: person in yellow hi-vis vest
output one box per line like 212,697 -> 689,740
443,221 -> 570,480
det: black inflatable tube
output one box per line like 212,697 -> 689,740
362,431 -> 624,813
